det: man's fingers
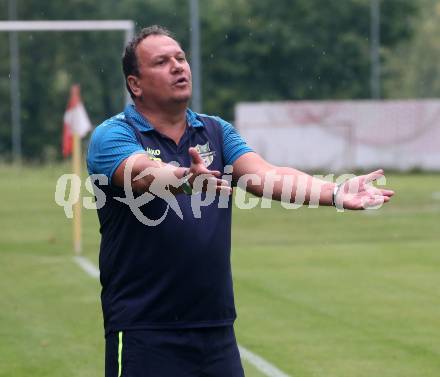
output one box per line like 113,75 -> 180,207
205,176 -> 231,188
191,174 -> 232,194
218,187 -> 233,194
216,178 -> 230,186
365,169 -> 384,183
189,147 -> 205,166
202,169 -> 221,177
188,147 -> 221,177
380,189 -> 395,197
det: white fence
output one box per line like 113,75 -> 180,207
236,100 -> 440,171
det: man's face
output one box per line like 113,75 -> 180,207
130,35 -> 192,106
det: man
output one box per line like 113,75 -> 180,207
87,25 -> 393,377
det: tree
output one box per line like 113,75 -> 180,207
201,0 -> 418,119
384,0 -> 440,98
0,0 -> 419,160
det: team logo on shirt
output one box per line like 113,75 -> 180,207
194,142 -> 215,167
146,147 -> 162,161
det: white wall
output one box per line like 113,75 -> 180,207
236,100 -> 440,171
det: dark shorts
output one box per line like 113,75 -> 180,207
105,326 -> 245,377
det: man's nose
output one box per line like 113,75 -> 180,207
171,58 -> 184,72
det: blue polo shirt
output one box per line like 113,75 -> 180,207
87,105 -> 252,180
87,105 -> 252,335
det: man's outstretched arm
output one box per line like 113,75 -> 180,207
232,152 -> 394,210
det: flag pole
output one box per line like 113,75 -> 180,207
72,132 -> 82,254
63,84 -> 91,255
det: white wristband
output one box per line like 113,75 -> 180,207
332,183 -> 342,207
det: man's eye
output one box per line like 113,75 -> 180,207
156,60 -> 165,65
177,57 -> 186,62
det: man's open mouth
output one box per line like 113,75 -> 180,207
174,77 -> 188,85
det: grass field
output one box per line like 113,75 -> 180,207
1,164 -> 439,377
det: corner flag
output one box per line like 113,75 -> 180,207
62,85 -> 92,157
62,84 -> 92,254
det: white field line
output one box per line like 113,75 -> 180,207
74,255 -> 100,279
238,345 -> 291,377
73,255 -> 292,377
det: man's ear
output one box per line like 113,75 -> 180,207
127,75 -> 142,98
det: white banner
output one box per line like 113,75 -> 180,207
236,100 -> 440,171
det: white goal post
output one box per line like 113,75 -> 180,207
0,20 -> 135,161
0,20 -> 134,34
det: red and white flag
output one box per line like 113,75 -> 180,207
62,84 -> 92,157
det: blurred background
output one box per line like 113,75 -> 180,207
1,0 -> 440,162
0,1 -> 439,377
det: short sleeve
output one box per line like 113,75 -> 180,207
213,117 -> 253,166
86,120 -> 146,180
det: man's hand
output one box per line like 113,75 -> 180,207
335,169 -> 394,210
186,147 -> 232,194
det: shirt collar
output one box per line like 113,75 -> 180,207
123,104 -> 205,132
